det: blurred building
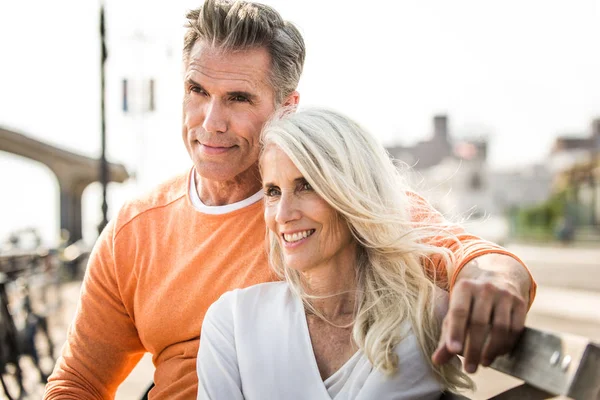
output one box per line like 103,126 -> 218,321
548,118 -> 600,174
490,165 -> 553,212
387,115 -> 487,213
386,115 -> 554,243
107,29 -> 186,191
386,115 -> 552,216
549,118 -> 600,228
387,115 -> 454,171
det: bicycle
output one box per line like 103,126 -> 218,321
0,250 -> 58,399
0,271 -> 26,400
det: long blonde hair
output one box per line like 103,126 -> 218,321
260,107 -> 473,391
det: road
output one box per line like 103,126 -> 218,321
19,243 -> 600,399
505,244 -> 600,292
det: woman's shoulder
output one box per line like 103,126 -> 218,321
208,281 -> 293,316
238,281 -> 290,297
203,282 -> 294,337
232,281 -> 291,305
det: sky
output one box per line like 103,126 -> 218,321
1,0 -> 599,245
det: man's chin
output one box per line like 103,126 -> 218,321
195,166 -> 238,182
194,164 -> 243,181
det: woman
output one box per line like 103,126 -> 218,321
196,108 -> 473,399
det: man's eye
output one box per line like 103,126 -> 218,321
232,95 -> 249,103
265,187 -> 281,197
190,86 -> 205,95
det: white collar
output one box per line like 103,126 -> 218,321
189,169 -> 263,215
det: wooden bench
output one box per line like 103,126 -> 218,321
442,327 -> 600,399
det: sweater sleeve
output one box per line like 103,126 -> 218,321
408,192 -> 537,305
44,220 -> 146,399
196,291 -> 244,400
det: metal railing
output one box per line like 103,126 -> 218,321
0,244 -> 89,399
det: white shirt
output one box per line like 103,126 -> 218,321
197,282 -> 444,400
189,168 -> 263,214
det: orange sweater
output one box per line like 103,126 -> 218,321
45,170 -> 535,399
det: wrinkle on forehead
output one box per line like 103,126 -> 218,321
187,63 -> 260,88
186,42 -> 271,89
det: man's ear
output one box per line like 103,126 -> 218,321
282,90 -> 300,107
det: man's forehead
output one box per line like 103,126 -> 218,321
186,41 -> 272,87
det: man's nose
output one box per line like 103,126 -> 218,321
202,100 -> 227,134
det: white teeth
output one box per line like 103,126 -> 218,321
283,230 -> 314,243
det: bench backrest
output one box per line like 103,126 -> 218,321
442,326 -> 600,399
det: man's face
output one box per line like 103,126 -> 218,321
182,41 -> 280,183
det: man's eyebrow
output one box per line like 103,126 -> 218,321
185,78 -> 204,89
227,90 -> 256,100
185,78 -> 255,100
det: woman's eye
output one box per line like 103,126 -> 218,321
300,182 -> 313,191
265,187 -> 281,197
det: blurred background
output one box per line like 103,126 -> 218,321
0,0 -> 598,398
1,0 -> 599,248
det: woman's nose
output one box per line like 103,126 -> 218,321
275,193 -> 302,225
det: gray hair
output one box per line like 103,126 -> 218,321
183,0 -> 305,105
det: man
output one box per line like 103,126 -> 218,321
45,1 -> 535,398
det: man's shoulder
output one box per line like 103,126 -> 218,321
113,171 -> 190,234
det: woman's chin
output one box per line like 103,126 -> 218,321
284,259 -> 311,274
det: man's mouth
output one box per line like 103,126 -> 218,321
198,142 -> 234,154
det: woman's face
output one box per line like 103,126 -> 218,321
261,145 -> 356,274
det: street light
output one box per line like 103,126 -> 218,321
98,3 -> 109,235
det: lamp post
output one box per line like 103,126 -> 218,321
98,3 -> 109,235
592,122 -> 600,228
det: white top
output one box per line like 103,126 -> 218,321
189,168 -> 263,214
197,282 -> 444,400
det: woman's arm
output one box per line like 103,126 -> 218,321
197,292 -> 244,400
